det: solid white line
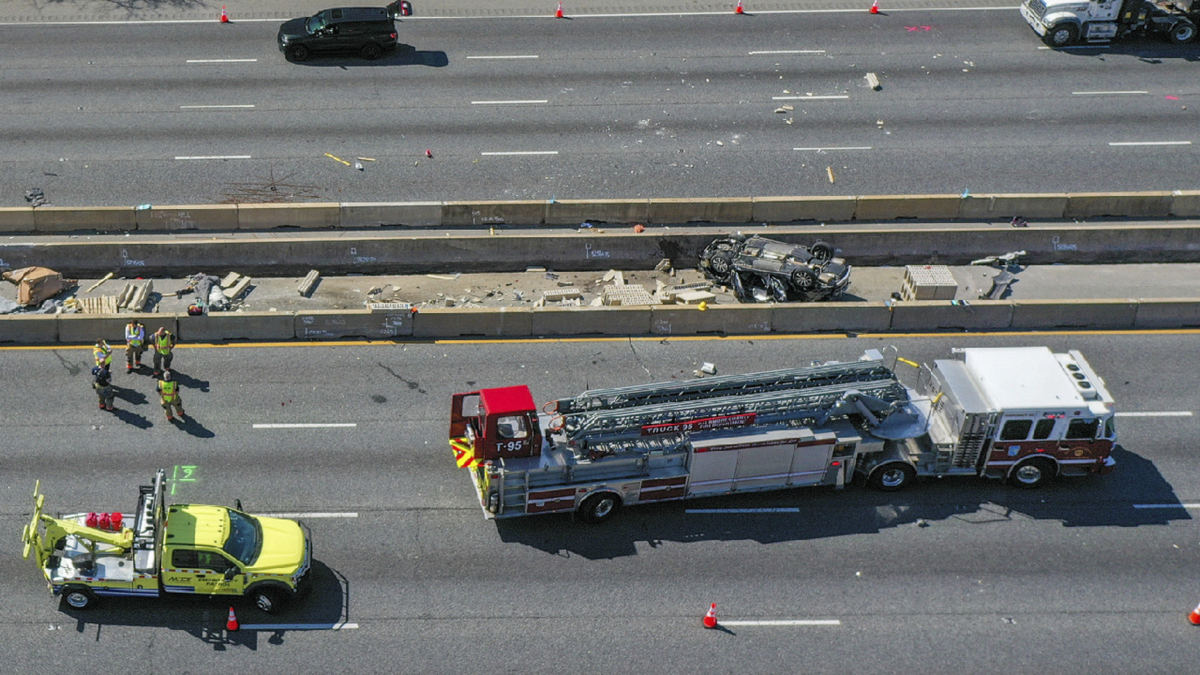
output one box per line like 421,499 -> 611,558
686,508 -> 800,513
174,155 -> 251,160
720,620 -> 841,626
179,105 -> 255,109
772,95 -> 849,100
1115,411 -> 1193,417
1133,503 -> 1200,509
748,50 -> 826,55
1071,91 -> 1147,95
1109,141 -> 1192,146
793,146 -> 872,151
238,622 -> 359,631
186,58 -> 258,63
471,100 -> 548,105
466,55 -> 539,60
480,151 -> 559,156
252,423 -> 357,428
259,512 -> 359,518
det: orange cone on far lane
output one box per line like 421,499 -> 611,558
226,606 -> 240,631
735,0 -> 744,13
556,2 -> 564,18
220,6 -> 230,22
869,0 -> 880,13
1189,602 -> 1200,625
702,603 -> 718,629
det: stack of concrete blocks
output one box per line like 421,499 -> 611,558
901,265 -> 958,301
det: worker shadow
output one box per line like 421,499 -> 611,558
496,446 -> 1186,559
107,406 -> 154,430
172,369 -> 211,394
56,560 -> 348,649
112,385 -> 149,406
175,414 -> 216,439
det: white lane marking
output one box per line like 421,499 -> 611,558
1071,91 -> 1147,95
471,99 -> 548,105
480,151 -> 559,156
179,105 -> 256,109
1037,45 -> 1105,50
772,95 -> 849,100
187,58 -> 258,63
466,55 -> 539,60
686,508 -> 800,513
253,423 -> 357,428
748,50 -> 826,55
259,512 -> 359,518
1133,503 -> 1200,509
793,146 -> 872,151
1115,411 -> 1193,417
721,620 -> 841,626
1109,141 -> 1192,146
238,622 -> 359,631
174,155 -> 251,160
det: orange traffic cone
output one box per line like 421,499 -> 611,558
869,0 -> 879,13
425,149 -> 433,158
226,606 -> 239,631
702,602 -> 718,629
555,2 -> 564,18
220,6 -> 229,22
735,0 -> 744,13
1189,602 -> 1200,625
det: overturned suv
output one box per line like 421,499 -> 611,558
700,234 -> 850,303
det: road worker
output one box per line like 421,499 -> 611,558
152,327 -> 176,377
92,362 -> 115,411
124,320 -> 146,373
92,339 -> 113,368
157,370 -> 185,421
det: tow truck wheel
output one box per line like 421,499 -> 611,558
1010,458 -> 1056,489
1042,23 -> 1078,47
63,587 -> 97,610
869,463 -> 915,492
250,586 -> 286,614
1169,21 -> 1196,45
579,492 -> 621,524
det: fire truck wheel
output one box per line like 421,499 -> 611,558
249,586 -> 287,614
579,492 -> 621,524
63,587 -> 97,610
1010,458 -> 1056,489
869,463 -> 915,492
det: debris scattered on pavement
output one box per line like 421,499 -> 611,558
324,153 -> 351,166
298,270 -> 321,297
865,72 -> 881,90
25,188 -> 48,207
83,272 -> 116,294
3,266 -> 74,306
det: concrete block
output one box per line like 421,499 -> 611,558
177,311 -> 295,341
751,196 -> 857,223
1170,190 -> 1200,217
0,315 -> 58,344
57,314 -> 176,345
771,302 -> 892,333
0,207 -> 35,233
295,310 -> 413,339
412,307 -> 533,338
33,206 -> 136,233
1064,192 -> 1173,219
442,201 -> 545,226
1133,298 -> 1200,329
531,306 -> 651,336
1010,299 -> 1138,330
340,202 -> 443,228
958,193 -> 1068,220
889,300 -> 1013,331
647,198 -> 753,224
544,199 -> 650,225
854,195 -> 962,221
237,203 -> 341,230
649,306 -> 727,335
709,305 -> 774,335
135,204 -> 238,232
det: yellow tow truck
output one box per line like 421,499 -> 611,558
21,469 -> 311,614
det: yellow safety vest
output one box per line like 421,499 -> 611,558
155,332 -> 173,354
93,343 -> 112,366
159,380 -> 178,402
126,324 -> 144,346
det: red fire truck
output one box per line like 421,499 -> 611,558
449,347 -> 1116,523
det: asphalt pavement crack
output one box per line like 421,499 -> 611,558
626,337 -> 653,379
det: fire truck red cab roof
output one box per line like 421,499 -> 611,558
479,385 -> 537,416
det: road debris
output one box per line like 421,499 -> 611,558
298,270 -> 320,296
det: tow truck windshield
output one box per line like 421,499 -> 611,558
223,510 -> 262,565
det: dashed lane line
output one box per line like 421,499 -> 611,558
252,423 -> 357,428
238,622 -> 359,631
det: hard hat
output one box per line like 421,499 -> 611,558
162,370 -> 172,381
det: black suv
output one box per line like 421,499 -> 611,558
278,7 -> 398,62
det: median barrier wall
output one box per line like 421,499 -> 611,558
1010,299 -> 1138,330
340,202 -> 443,228
1133,298 -> 1200,329
412,307 -> 532,338
135,205 -> 239,232
531,306 -> 651,336
295,309 -> 414,339
0,207 -> 35,233
442,201 -> 545,226
888,300 -> 1013,331
33,206 -> 136,233
58,314 -> 176,345
0,314 -> 58,344
854,195 -> 961,221
237,203 -> 341,230
1171,190 -> 1200,217
177,311 -> 295,341
544,199 -> 650,226
958,194 -> 1068,220
708,305 -> 774,335
751,196 -> 857,223
771,302 -> 893,333
649,305 -> 741,335
647,198 -> 753,224
1065,192 -> 1174,219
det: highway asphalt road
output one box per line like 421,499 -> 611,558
1,332 -> 1198,673
1,11 -> 1198,206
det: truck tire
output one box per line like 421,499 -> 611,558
1169,21 -> 1196,45
579,492 -> 621,524
1010,457 -> 1056,489
869,462 -> 916,492
62,587 -> 97,610
248,585 -> 287,614
1042,23 -> 1079,47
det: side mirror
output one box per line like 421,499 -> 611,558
224,568 -> 238,581
235,499 -> 243,511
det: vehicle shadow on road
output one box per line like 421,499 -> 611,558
1056,39 -> 1200,62
496,445 -> 1188,559
55,560 -> 348,649
294,47 -> 448,68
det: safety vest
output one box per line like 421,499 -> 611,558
159,380 -> 178,402
93,343 -> 112,366
126,324 -> 145,346
155,332 -> 174,354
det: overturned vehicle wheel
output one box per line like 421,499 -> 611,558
699,234 -> 851,303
